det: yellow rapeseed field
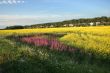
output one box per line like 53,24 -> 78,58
0,26 -> 110,59
60,33 -> 110,59
0,26 -> 110,36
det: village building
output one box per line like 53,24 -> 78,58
50,25 -> 54,28
69,24 -> 74,27
90,22 -> 94,26
63,24 -> 67,27
40,26 -> 43,28
96,22 -> 100,26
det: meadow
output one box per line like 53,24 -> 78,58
0,26 -> 110,73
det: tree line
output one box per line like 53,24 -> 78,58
6,16 -> 110,29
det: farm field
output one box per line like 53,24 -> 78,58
0,26 -> 110,73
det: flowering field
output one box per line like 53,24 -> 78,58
60,33 -> 110,60
21,35 -> 76,52
0,26 -> 110,36
0,26 -> 110,73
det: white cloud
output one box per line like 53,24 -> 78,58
12,0 -> 17,4
17,0 -> 21,3
21,0 -> 24,3
0,0 -> 25,4
8,0 -> 12,4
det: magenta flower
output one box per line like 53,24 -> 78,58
21,35 -> 76,52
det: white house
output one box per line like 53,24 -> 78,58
69,24 -> 74,27
90,22 -> 94,26
63,24 -> 67,27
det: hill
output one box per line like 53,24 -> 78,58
5,16 -> 110,29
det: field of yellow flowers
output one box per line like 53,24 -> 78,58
0,26 -> 110,36
0,26 -> 110,73
0,26 -> 110,59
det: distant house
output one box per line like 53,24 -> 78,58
63,24 -> 67,27
50,25 -> 54,28
40,26 -> 43,28
69,24 -> 74,27
90,22 -> 94,26
96,22 -> 100,25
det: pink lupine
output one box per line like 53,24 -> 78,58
21,35 -> 76,52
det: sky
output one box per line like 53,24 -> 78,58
0,0 -> 110,29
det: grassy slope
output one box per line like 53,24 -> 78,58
0,38 -> 110,73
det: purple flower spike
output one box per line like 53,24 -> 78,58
21,35 -> 76,52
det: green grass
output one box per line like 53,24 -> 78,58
0,37 -> 110,73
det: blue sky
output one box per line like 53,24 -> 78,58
0,0 -> 110,28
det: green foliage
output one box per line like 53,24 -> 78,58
5,25 -> 24,29
0,35 -> 110,73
